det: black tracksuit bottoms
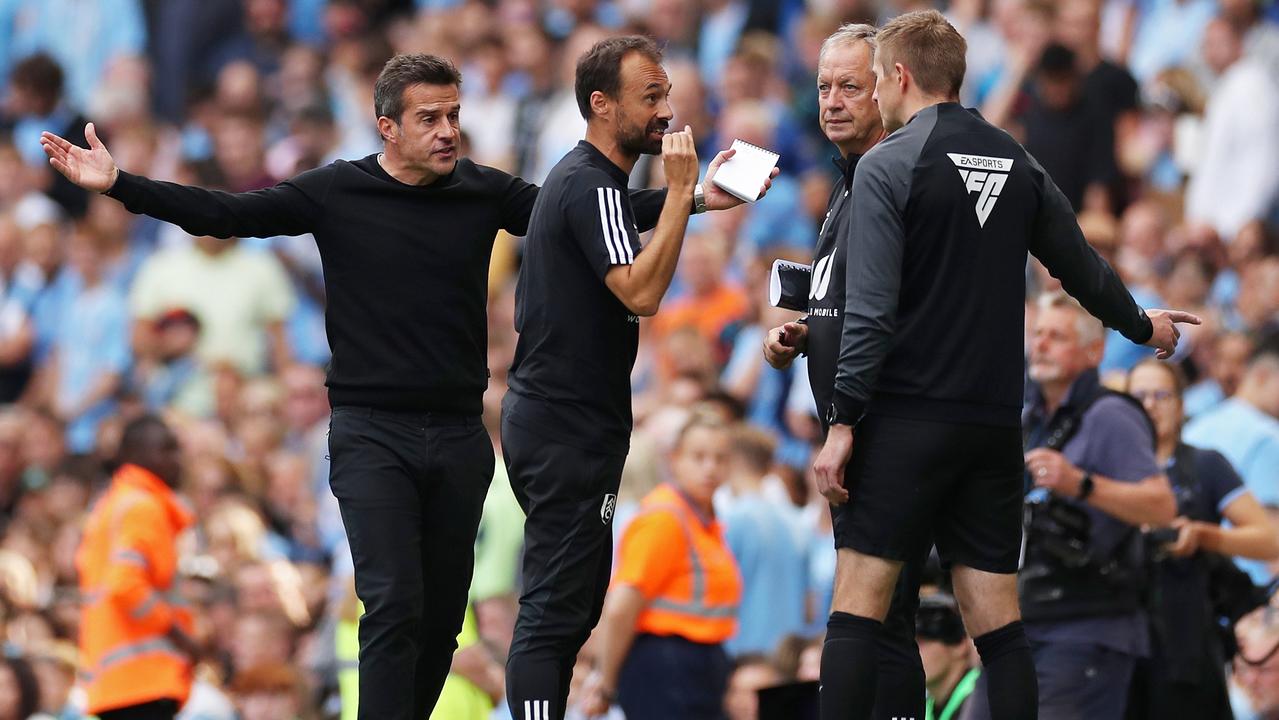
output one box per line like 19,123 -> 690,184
501,418 -> 627,720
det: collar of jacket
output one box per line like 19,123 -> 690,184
114,464 -> 195,531
831,152 -> 862,190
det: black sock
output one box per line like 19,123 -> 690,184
872,626 -> 926,720
973,621 -> 1038,720
821,612 -> 882,720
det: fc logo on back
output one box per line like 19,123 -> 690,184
947,153 -> 1014,227
600,494 -> 617,524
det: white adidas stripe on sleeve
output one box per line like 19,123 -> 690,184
596,187 -> 620,264
608,188 -> 635,264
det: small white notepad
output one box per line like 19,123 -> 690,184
712,139 -> 780,203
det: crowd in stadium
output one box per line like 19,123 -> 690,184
0,0 -> 1278,719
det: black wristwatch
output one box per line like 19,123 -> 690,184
1077,473 -> 1095,500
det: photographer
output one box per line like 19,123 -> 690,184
968,292 -> 1177,720
1125,358 -> 1279,719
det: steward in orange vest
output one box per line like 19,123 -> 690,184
580,413 -> 743,719
77,416 -> 197,719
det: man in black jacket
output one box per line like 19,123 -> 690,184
40,53 -> 742,720
764,23 -> 930,720
779,11 -> 1198,720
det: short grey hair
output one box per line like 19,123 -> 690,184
818,23 -> 878,66
1037,292 -> 1104,346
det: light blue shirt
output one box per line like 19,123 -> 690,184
6,0 -> 146,110
1100,285 -> 1161,374
55,282 -> 130,453
1128,0 -> 1217,82
723,494 -> 808,656
738,173 -> 816,253
1182,379 -> 1225,420
1184,398 -> 1279,506
698,1 -> 748,83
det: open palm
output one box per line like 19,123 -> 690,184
40,122 -> 117,193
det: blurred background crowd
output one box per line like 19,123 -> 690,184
0,0 -> 1278,719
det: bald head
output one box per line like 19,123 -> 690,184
119,416 -> 182,487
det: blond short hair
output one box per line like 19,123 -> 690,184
874,10 -> 967,97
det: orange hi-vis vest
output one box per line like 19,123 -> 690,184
77,463 -> 196,714
613,483 -> 743,644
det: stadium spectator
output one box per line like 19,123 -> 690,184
652,228 -> 748,362
1233,606 -> 1279,719
1,0 -> 146,112
230,662 -> 309,720
0,214 -> 36,404
1021,43 -> 1116,214
1184,330 -> 1255,418
1184,347 -> 1279,507
129,232 -> 295,383
1220,0 -> 1279,77
1127,0 -> 1217,83
76,416 -> 197,720
1185,17 -> 1279,243
36,227 -> 130,455
1055,0 -> 1140,138
720,424 -> 807,656
582,412 -> 743,719
722,653 -> 783,720
131,309 -> 204,415
2,53 -> 91,219
1126,358 -> 1279,718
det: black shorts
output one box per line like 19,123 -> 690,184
832,413 -> 1024,574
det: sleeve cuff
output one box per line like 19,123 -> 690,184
103,169 -> 137,201
827,390 -> 866,427
1129,310 -> 1153,345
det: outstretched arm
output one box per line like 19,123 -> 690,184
1025,152 -> 1199,357
42,123 -> 327,239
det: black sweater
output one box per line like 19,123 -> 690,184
107,155 -> 665,415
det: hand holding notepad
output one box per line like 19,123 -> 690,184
710,140 -> 781,203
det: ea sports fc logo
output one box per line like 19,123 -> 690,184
600,494 -> 617,524
947,153 -> 1014,227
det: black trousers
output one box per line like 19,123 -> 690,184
97,699 -> 180,720
501,418 -> 627,720
328,406 -> 494,720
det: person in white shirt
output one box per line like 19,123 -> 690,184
1185,18 -> 1279,242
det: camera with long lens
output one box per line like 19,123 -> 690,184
1023,488 -> 1091,570
916,593 -> 966,645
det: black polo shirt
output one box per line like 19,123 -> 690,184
505,141 -> 662,456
